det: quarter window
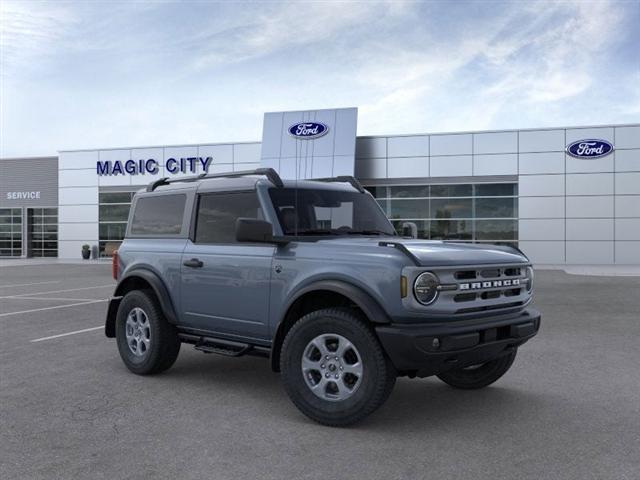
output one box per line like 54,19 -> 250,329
130,194 -> 186,235
195,192 -> 263,244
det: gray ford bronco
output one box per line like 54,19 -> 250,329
105,168 -> 540,426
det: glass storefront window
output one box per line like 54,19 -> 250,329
0,209 -> 23,257
99,191 -> 135,257
474,220 -> 517,240
99,192 -> 134,204
384,199 -> 429,219
387,186 -> 430,198
474,183 -> 518,197
431,198 -> 473,219
28,208 -> 58,258
430,220 -> 473,240
475,197 -> 517,218
390,220 -> 430,239
430,184 -> 472,198
99,204 -> 131,222
366,182 -> 518,244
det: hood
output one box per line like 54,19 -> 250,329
315,237 -> 528,267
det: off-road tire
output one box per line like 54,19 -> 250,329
280,308 -> 396,427
436,349 -> 517,389
116,289 -> 180,375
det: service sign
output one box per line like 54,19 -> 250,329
6,191 -> 41,200
566,139 -> 614,159
288,122 -> 329,140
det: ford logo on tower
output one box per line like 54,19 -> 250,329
288,122 -> 329,139
566,139 -> 614,159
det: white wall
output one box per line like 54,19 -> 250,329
56,124 -> 640,264
355,124 -> 640,265
57,142 -> 261,258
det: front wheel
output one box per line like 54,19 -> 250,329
280,308 -> 396,427
436,349 -> 517,389
115,289 -> 181,375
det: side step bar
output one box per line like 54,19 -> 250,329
178,333 -> 270,358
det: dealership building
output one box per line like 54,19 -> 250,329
1,107 -> 639,265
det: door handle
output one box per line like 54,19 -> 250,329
183,258 -> 204,268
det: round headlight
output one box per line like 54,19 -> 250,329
414,272 -> 440,305
525,266 -> 534,292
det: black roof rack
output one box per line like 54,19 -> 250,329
146,167 -> 284,192
314,175 -> 365,193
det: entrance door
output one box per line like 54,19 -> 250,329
180,191 -> 274,341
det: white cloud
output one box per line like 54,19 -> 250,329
0,1 -> 77,71
0,0 -> 637,156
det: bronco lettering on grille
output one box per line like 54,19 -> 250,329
459,279 -> 521,290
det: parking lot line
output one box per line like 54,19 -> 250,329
0,299 -> 108,318
30,326 -> 103,343
2,296 -> 104,302
0,281 -> 60,288
0,284 -> 114,299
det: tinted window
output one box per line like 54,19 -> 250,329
195,192 -> 263,244
130,194 -> 186,235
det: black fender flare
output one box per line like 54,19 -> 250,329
282,279 -> 391,326
270,279 -> 391,371
105,269 -> 178,338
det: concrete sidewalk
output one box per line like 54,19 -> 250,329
537,264 -> 640,276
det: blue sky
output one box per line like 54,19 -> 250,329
1,0 -> 638,157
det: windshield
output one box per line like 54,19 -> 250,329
269,188 -> 396,237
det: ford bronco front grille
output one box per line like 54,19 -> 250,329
403,263 -> 532,317
447,265 -> 530,313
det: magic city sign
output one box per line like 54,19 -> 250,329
566,139 -> 614,159
96,157 -> 212,176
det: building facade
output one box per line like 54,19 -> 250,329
1,111 -> 638,264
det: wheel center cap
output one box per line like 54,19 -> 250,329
328,363 -> 337,372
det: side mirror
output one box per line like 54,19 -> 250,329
401,222 -> 418,239
236,218 -> 288,244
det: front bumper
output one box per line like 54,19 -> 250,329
375,308 -> 541,377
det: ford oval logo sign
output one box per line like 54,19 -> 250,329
566,139 -> 614,159
288,122 -> 329,139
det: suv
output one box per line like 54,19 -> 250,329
105,168 -> 541,426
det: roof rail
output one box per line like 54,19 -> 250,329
314,175 -> 365,193
146,167 -> 284,192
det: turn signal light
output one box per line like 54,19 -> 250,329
400,276 -> 408,298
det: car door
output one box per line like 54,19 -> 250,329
180,190 -> 275,341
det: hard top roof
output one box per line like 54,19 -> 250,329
141,168 -> 364,194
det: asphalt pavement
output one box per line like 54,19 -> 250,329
1,263 -> 638,479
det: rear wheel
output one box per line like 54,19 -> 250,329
280,308 -> 396,426
115,289 -> 180,375
436,349 -> 517,389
